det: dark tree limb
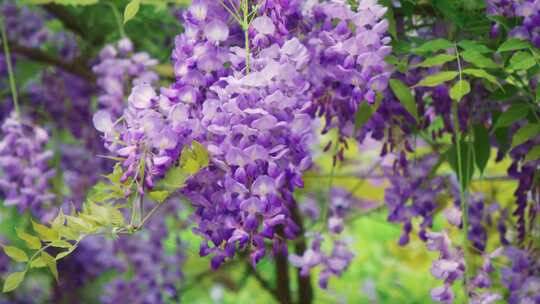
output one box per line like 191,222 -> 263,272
43,4 -> 87,40
291,203 -> 313,304
275,249 -> 294,304
10,42 -> 96,83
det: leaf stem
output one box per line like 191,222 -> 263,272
242,0 -> 251,74
108,2 -> 127,38
454,43 -> 471,302
0,15 -> 20,117
137,197 -> 164,229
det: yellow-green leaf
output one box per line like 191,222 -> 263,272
15,229 -> 41,250
41,252 -> 58,282
51,210 -> 65,230
49,240 -> 72,249
389,79 -> 419,122
32,220 -> 58,242
148,190 -> 171,204
449,80 -> 471,101
412,39 -> 453,54
2,271 -> 25,293
493,103 -> 530,130
461,69 -> 500,87
192,140 -> 209,168
497,38 -> 530,53
461,50 -> 498,69
2,246 -> 28,262
30,257 -> 46,268
415,71 -> 458,87
413,54 -> 456,68
509,51 -> 536,71
525,145 -> 540,163
123,0 -> 141,24
55,245 -> 77,261
66,215 -> 96,233
512,124 -> 540,149
57,226 -> 79,241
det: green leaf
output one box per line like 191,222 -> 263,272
413,54 -> 456,68
461,50 -> 498,69
66,215 -> 95,234
41,252 -> 58,282
123,0 -> 141,24
192,141 -> 209,168
497,38 -> 530,53
493,103 -> 530,129
473,124 -> 491,174
494,126 -> 510,156
49,240 -> 72,249
2,246 -> 28,262
412,39 -> 453,54
525,145 -> 540,162
447,140 -> 474,189
537,78 -> 540,102
15,229 -> 41,250
389,79 -> 418,122
512,124 -> 540,148
458,40 -> 492,53
55,245 -> 77,261
461,69 -> 500,86
32,220 -> 58,242
488,85 -> 518,101
157,165 -> 189,191
56,226 -> 79,241
449,80 -> 471,101
50,210 -> 65,230
30,257 -> 46,268
415,71 -> 459,87
353,102 -> 375,134
509,51 -> 536,71
148,190 -> 171,204
105,165 -> 123,185
2,272 -> 25,293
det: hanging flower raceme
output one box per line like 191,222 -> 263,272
303,0 -> 392,137
93,38 -> 159,118
425,231 -> 465,303
94,83 -> 190,193
384,155 -> 446,245
290,188 -> 357,288
170,0 -> 235,107
182,38 -> 315,268
0,112 -> 55,219
487,0 -> 540,47
1,1 -> 49,48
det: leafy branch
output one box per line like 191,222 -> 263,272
2,141 -> 209,293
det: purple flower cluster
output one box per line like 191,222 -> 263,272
508,126 -> 540,242
290,233 -> 354,289
94,80 -> 196,192
1,2 -> 49,48
0,112 -> 55,219
425,231 -> 464,303
499,247 -> 540,304
93,38 -> 159,118
290,188 -> 356,288
487,0 -> 540,47
384,156 -> 445,245
183,39 -> 314,268
304,0 -> 392,137
170,0 -> 234,98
